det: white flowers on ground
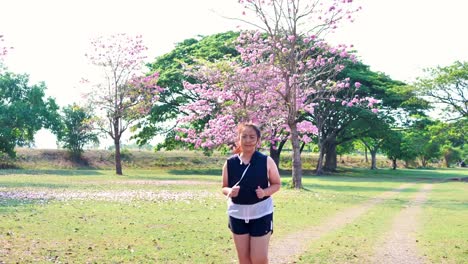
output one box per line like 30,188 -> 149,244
0,187 -> 213,203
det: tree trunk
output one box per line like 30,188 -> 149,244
289,123 -> 302,189
392,158 -> 397,170
324,138 -> 337,172
316,142 -> 325,175
364,147 -> 368,163
269,146 -> 280,168
269,138 -> 287,169
113,119 -> 123,175
444,155 -> 450,168
114,137 -> 123,175
370,150 -> 377,170
421,157 -> 427,168
300,142 -> 305,153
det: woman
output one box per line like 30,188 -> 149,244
222,123 -> 281,264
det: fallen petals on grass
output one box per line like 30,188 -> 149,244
0,187 -> 213,203
77,180 -> 217,186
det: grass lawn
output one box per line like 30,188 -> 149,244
0,167 -> 467,263
419,180 -> 468,263
294,183 -> 421,263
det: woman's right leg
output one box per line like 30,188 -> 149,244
233,233 -> 252,264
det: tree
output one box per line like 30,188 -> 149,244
0,34 -> 11,72
235,0 -> 365,188
416,61 -> 468,120
176,58 -> 290,148
358,114 -> 393,170
440,146 -> 462,168
141,32 -> 293,168
317,59 -> 432,173
83,33 -> 162,175
177,1 -> 369,188
135,32 -> 240,148
381,130 -> 404,170
0,72 -> 60,157
404,118 -> 442,167
311,62 -> 409,173
428,119 -> 466,167
57,104 -> 99,160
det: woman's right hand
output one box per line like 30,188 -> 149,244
229,186 -> 240,197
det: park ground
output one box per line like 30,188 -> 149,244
0,149 -> 467,263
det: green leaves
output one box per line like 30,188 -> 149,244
0,72 -> 60,157
134,31 -> 240,146
415,61 -> 468,120
57,104 -> 99,159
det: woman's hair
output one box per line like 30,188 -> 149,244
233,123 -> 261,154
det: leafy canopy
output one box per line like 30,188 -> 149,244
0,72 -> 60,157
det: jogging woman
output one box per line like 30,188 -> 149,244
222,123 -> 281,264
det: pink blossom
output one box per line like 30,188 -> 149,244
355,82 -> 361,89
174,0 -> 362,151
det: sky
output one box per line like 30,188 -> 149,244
2,0 -> 467,149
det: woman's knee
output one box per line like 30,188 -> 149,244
237,251 -> 251,263
250,254 -> 268,264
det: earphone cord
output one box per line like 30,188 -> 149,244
226,163 -> 251,199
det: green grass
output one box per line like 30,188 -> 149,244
294,184 -> 419,263
0,199 -> 232,263
0,167 -> 467,263
287,168 -> 468,264
419,181 -> 468,263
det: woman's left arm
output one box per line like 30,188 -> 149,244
257,156 -> 281,198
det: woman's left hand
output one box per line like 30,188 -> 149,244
256,186 -> 266,199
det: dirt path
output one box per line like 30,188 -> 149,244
268,183 -> 414,264
371,184 -> 433,264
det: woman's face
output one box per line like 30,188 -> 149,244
239,127 -> 259,152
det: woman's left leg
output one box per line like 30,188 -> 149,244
250,232 -> 271,264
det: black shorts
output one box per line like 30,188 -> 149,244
228,213 -> 273,237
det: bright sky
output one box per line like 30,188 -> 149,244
2,0 -> 467,149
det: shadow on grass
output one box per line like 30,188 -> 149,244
0,169 -> 105,176
302,183 -> 422,193
279,167 -> 467,182
0,182 -> 72,189
0,199 -> 42,214
167,169 -> 221,176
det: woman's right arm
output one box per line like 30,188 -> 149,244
222,161 -> 230,196
222,161 -> 240,197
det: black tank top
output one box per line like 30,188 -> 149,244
227,151 -> 269,205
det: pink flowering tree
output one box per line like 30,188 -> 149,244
0,35 -> 8,57
175,0 -> 381,188
0,35 -> 12,72
83,33 -> 162,175
236,0 -> 365,188
176,60 -> 289,148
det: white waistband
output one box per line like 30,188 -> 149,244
227,197 -> 273,220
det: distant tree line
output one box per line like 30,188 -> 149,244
1,29 -> 466,178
